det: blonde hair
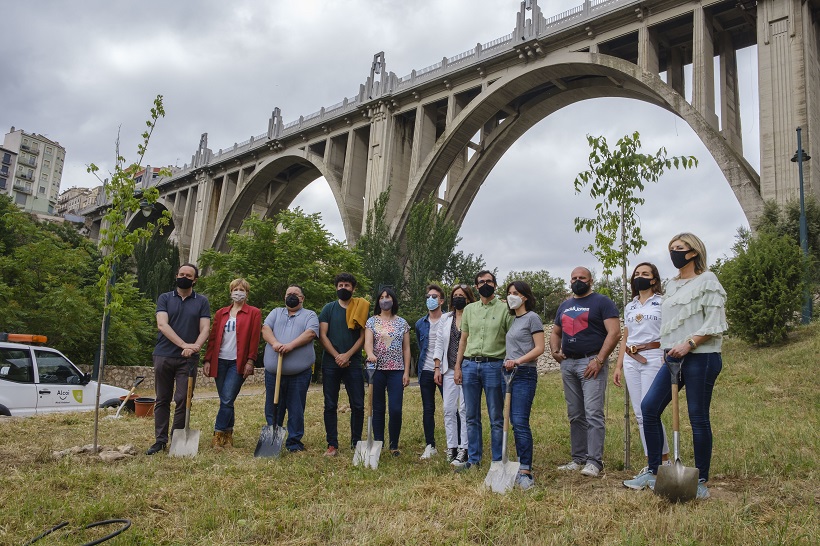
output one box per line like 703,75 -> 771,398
229,278 -> 250,294
668,233 -> 707,275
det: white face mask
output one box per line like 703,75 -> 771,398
507,294 -> 523,310
231,290 -> 247,302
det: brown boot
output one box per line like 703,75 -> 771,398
211,431 -> 227,450
225,430 -> 234,447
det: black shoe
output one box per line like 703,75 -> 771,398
446,448 -> 457,463
146,442 -> 166,455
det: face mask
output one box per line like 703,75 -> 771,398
379,299 -> 393,311
231,290 -> 247,302
631,277 -> 653,292
477,283 -> 495,298
507,294 -> 523,310
176,276 -> 194,289
336,288 -> 352,301
670,249 -> 695,269
426,296 -> 440,311
451,297 -> 467,310
571,280 -> 590,296
285,295 -> 300,308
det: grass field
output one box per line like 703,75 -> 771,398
1,324 -> 818,545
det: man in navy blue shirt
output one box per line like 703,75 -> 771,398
147,263 -> 211,455
550,266 -> 621,476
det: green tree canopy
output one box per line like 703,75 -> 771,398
501,269 -> 566,322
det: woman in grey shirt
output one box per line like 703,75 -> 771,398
503,280 -> 546,490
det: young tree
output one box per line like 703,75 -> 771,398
86,95 -> 171,450
573,131 -> 697,469
442,250 -> 486,289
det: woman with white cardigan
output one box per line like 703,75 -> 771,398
432,284 -> 474,466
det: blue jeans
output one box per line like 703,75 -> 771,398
642,352 -> 722,481
505,366 -> 537,471
461,359 -> 504,464
371,369 -> 405,450
418,369 -> 442,447
265,367 -> 313,451
214,359 -> 246,433
322,362 -> 365,449
560,356 -> 608,470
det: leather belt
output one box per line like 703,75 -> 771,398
626,342 -> 661,364
465,356 -> 500,363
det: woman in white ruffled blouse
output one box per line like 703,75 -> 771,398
640,233 -> 728,500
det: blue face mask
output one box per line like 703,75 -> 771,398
426,296 -> 439,311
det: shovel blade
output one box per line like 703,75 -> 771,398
366,441 -> 382,469
254,424 -> 287,458
354,440 -> 382,469
353,440 -> 368,466
654,460 -> 699,503
168,428 -> 201,457
484,460 -> 521,494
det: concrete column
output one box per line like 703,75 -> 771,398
187,175 -> 213,265
692,5 -> 718,129
718,32 -> 743,154
757,0 -> 817,203
667,47 -> 685,97
638,25 -> 659,74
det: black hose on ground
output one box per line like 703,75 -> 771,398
22,518 -> 132,545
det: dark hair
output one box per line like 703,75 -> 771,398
287,284 -> 305,296
179,263 -> 199,278
376,287 -> 400,316
506,280 -> 536,314
450,284 -> 476,307
334,272 -> 357,288
425,283 -> 445,299
474,270 -> 497,286
629,262 -> 664,298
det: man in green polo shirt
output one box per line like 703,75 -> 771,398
453,270 -> 513,468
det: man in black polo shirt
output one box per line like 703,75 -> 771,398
147,263 -> 211,455
550,266 -> 621,476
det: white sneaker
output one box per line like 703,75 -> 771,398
420,444 -> 437,460
580,463 -> 600,477
623,467 -> 655,490
557,461 -> 582,471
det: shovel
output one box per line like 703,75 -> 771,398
654,355 -> 699,503
485,367 -> 520,493
107,376 -> 145,419
168,375 -> 200,457
254,353 -> 287,458
353,366 -> 382,469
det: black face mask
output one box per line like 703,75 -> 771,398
451,297 -> 467,310
336,288 -> 352,301
632,277 -> 653,292
571,280 -> 590,296
176,277 -> 194,290
670,249 -> 695,269
477,283 -> 495,298
285,295 -> 300,308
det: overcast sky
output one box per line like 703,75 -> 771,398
2,0 -> 759,287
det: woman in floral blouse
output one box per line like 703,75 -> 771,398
365,287 -> 411,456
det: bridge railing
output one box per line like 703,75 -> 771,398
147,0 -> 638,190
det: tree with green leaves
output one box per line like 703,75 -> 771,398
501,269 -> 566,323
86,95 -> 171,449
756,197 -> 820,286
355,190 -> 403,302
442,250 -> 486,289
718,228 -> 806,345
132,234 -> 180,302
574,131 -> 697,470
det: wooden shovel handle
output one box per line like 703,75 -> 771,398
670,379 -> 680,433
273,353 -> 284,405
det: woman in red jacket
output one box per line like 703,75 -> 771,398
203,278 -> 262,448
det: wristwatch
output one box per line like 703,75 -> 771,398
687,337 -> 697,350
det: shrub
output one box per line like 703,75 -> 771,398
719,230 -> 805,345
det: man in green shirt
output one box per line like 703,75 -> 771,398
454,270 -> 513,468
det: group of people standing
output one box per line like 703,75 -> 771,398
144,232 -> 726,500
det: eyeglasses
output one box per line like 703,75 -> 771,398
476,279 -> 495,286
426,294 -> 441,299
285,293 -> 303,298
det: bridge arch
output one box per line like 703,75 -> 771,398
210,153 -> 348,251
125,196 -> 176,236
394,51 -> 763,239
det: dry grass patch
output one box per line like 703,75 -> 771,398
1,324 -> 818,544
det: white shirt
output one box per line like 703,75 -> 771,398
624,293 -> 663,346
423,317 -> 439,372
218,316 -> 238,360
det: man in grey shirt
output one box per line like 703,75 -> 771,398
262,284 -> 320,452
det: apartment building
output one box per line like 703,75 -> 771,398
2,127 -> 66,214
